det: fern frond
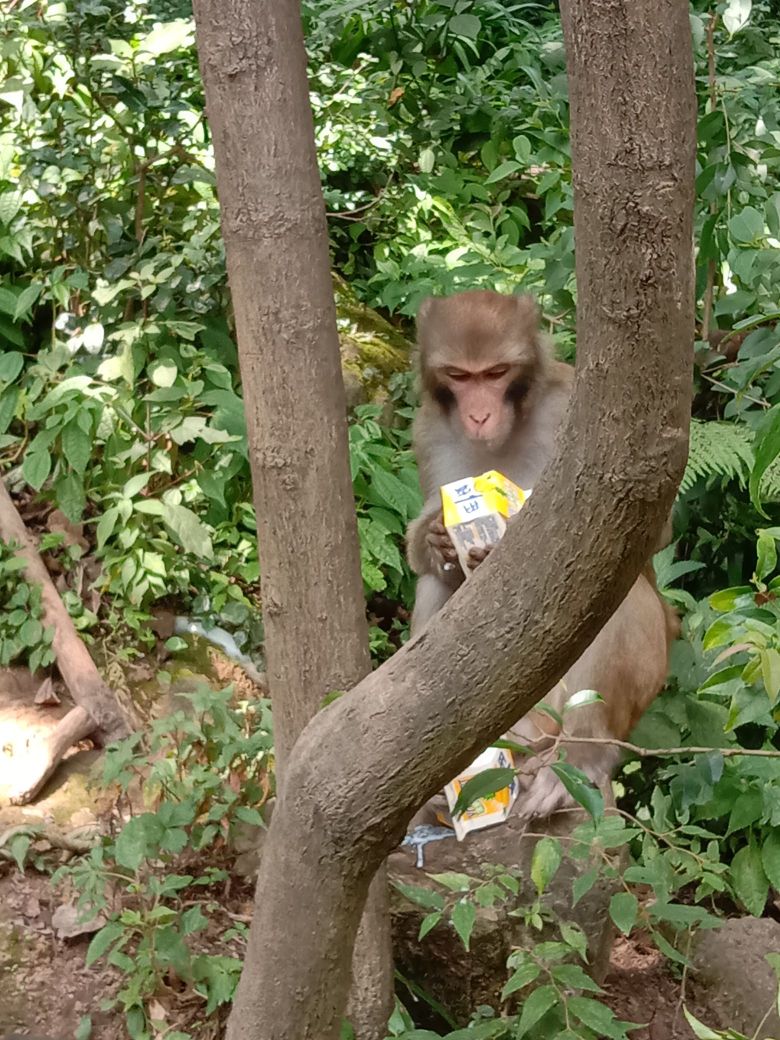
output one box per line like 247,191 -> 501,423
680,419 -> 754,494
759,454 -> 780,502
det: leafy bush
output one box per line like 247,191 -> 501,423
0,539 -> 55,671
56,685 -> 273,1038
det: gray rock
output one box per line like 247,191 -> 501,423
690,916 -> 780,1038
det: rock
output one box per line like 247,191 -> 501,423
389,807 -> 624,1024
51,902 -> 105,940
334,274 -> 411,406
689,917 -> 780,1038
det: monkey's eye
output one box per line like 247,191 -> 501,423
485,366 -> 510,380
445,369 -> 471,383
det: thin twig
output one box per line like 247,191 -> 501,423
556,733 -> 780,759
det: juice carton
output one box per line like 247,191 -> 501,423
440,470 -> 531,576
444,746 -> 518,840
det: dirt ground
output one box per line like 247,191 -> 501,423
0,864 -> 717,1040
603,932 -> 712,1040
0,869 -> 123,1039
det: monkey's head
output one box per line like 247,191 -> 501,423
416,290 -> 548,448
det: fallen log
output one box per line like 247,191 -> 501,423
0,479 -> 132,803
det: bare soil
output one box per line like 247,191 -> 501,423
603,932 -> 713,1040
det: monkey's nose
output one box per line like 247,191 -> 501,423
469,414 -> 490,428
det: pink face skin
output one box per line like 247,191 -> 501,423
442,362 -> 517,443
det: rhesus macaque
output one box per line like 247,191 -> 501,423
406,290 -> 678,827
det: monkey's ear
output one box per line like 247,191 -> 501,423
513,292 -> 539,330
416,296 -> 437,327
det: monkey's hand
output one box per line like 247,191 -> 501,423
426,514 -> 457,570
466,543 -> 494,570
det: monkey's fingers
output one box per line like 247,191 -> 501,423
427,527 -> 457,562
466,544 -> 494,570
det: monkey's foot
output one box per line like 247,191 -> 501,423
512,767 -> 576,827
6,706 -> 94,805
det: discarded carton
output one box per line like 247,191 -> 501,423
440,470 -> 531,575
444,746 -> 518,840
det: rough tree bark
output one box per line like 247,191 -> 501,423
190,3 -> 392,1037
198,0 -> 696,1038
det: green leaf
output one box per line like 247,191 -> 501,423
563,689 -> 603,712
731,844 -> 769,916
19,618 -> 43,647
448,13 -> 481,38
428,872 -> 472,892
86,921 -> 124,967
164,503 -> 214,560
751,407 -> 780,516
530,837 -> 562,896
451,899 -> 476,951
9,833 -> 30,871
551,762 -> 604,820
114,814 -> 163,872
392,882 -> 444,911
138,19 -> 194,56
609,891 -> 638,936
75,1014 -> 92,1040
22,449 -> 51,491
515,983 -> 557,1037
418,911 -> 443,940
501,959 -> 541,1000
551,963 -> 602,992
708,585 -> 752,611
61,421 -> 92,476
0,191 -> 21,225
150,361 -> 178,387
96,506 -> 120,550
0,350 -> 23,382
568,996 -> 627,1037
729,204 -> 763,244
762,830 -> 780,890
123,472 -> 152,498
419,147 -> 435,174
723,0 -> 752,34
0,387 -> 19,433
369,466 -> 422,522
683,1008 -> 724,1040
485,160 -> 521,184
56,473 -> 86,523
451,767 -> 516,816
13,283 -> 42,322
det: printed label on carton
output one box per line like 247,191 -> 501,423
444,747 -> 518,841
440,470 -> 532,575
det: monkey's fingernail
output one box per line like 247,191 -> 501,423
443,562 -> 456,572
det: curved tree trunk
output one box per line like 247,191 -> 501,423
195,0 -> 696,1038
191,2 -> 392,1036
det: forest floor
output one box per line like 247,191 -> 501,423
0,860 -> 712,1040
603,932 -> 711,1040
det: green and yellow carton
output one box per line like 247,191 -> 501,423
440,469 -> 531,576
444,746 -> 518,840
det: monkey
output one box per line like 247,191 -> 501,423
405,289 -> 678,828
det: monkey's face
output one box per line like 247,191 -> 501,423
416,290 -> 542,448
431,361 -> 529,446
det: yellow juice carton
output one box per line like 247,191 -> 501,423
440,470 -> 531,576
444,747 -> 518,840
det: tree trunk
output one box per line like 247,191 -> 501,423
198,0 -> 696,1038
191,2 -> 392,1036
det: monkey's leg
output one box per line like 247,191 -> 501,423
409,573 -> 456,637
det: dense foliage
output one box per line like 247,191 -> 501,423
4,0 -> 780,1036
